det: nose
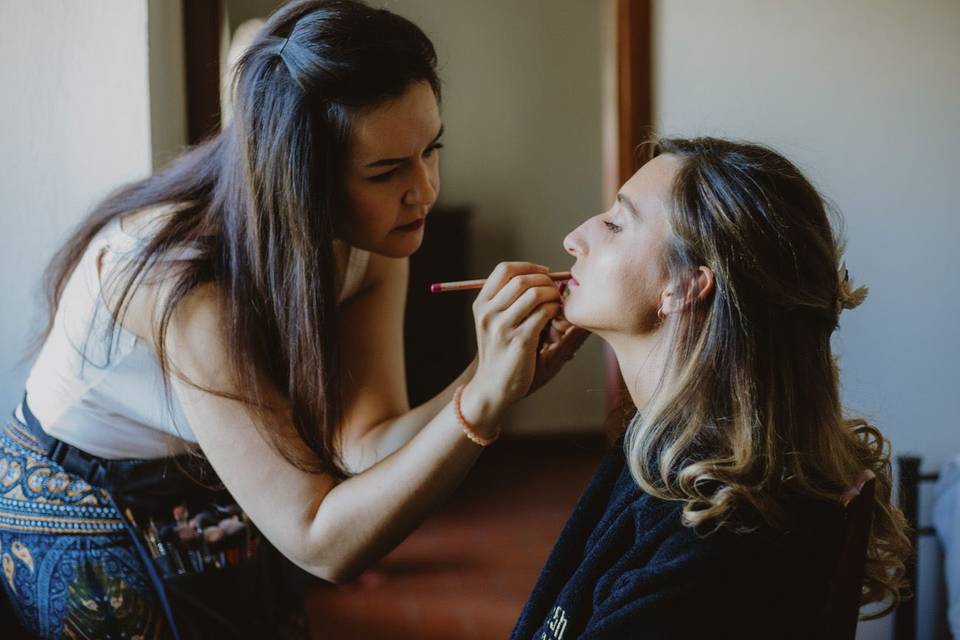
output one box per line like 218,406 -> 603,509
563,222 -> 586,257
403,160 -> 438,207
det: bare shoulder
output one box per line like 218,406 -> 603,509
107,252 -> 226,376
101,204 -> 216,349
157,282 -> 230,380
164,282 -> 222,340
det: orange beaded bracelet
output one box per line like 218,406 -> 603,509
453,384 -> 500,447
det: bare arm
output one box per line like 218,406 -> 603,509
335,254 -> 582,472
335,252 -> 478,472
161,262 -> 561,583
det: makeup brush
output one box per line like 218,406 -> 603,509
172,504 -> 189,527
189,512 -> 217,531
219,517 -> 246,565
175,524 -> 204,572
202,526 -> 227,568
214,503 -> 242,518
430,271 -> 571,293
158,524 -> 187,575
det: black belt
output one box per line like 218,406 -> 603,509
17,393 -> 226,511
19,393 -> 116,487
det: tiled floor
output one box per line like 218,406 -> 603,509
305,434 -> 609,639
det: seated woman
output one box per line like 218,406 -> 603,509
511,137 -> 910,639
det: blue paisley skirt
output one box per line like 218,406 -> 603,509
0,416 -> 168,638
0,408 -> 311,640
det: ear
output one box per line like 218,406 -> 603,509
659,266 -> 715,316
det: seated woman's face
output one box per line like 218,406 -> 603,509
562,154 -> 681,336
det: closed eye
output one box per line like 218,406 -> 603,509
367,168 -> 398,183
368,143 -> 444,182
604,220 -> 622,233
423,142 -> 444,158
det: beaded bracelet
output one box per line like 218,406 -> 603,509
453,384 -> 500,447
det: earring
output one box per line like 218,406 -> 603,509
657,306 -> 666,322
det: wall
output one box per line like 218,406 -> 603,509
0,0 -> 157,411
653,1 -> 960,637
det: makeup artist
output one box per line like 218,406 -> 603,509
0,1 -> 586,638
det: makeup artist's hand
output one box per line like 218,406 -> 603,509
466,262 -> 563,415
527,311 -> 589,395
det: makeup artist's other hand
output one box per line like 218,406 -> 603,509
468,262 -> 563,411
528,312 -> 589,395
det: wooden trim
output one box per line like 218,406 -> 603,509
616,0 -> 653,184
182,0 -> 223,144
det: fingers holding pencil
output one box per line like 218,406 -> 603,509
467,262 -> 567,407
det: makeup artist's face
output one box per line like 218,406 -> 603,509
341,81 -> 442,258
562,154 -> 680,335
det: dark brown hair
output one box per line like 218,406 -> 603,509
37,0 -> 440,479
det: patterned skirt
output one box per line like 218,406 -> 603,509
0,412 -> 310,639
0,417 -> 167,638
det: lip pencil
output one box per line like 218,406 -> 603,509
430,271 -> 571,293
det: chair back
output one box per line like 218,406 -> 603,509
822,473 -> 876,639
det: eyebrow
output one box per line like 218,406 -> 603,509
617,193 -> 641,218
364,125 -> 445,169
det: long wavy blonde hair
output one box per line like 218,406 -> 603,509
625,137 -> 909,616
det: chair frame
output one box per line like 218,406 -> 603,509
823,476 -> 877,639
893,455 -> 940,640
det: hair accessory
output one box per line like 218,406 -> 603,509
453,385 -> 499,447
837,262 -> 868,314
278,37 -> 290,56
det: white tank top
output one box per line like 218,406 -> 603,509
18,216 -> 370,459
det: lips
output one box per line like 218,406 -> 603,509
394,218 -> 425,232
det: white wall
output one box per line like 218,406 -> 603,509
654,1 -> 960,637
381,0 -> 610,434
0,1 -> 157,412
